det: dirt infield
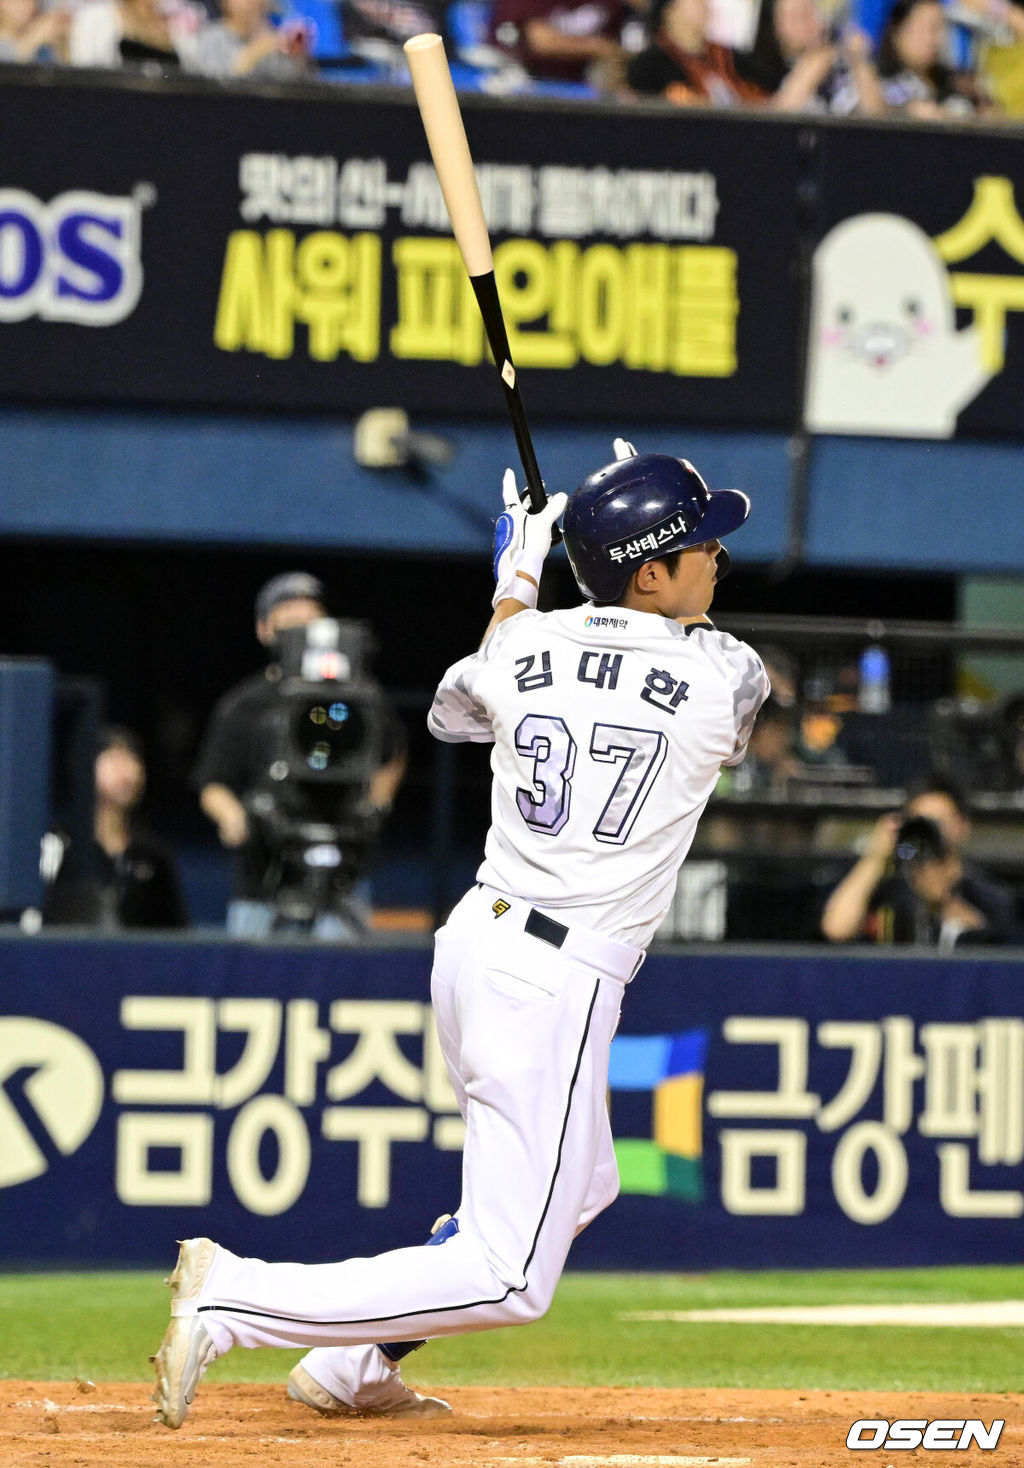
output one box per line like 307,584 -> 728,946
2,1382 -> 1020,1468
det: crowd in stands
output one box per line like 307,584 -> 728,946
3,0 -> 1024,119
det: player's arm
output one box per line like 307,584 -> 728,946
721,648 -> 771,767
479,587 -> 535,645
484,468 -> 567,644
428,472 -> 566,742
820,813 -> 900,942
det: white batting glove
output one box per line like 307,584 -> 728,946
492,468 -> 567,609
613,437 -> 638,460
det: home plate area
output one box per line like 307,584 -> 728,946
2,1385 -> 1021,1468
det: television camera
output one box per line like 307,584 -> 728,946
245,618 -> 391,934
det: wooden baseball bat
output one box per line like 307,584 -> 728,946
404,33 -> 549,520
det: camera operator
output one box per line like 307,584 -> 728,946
821,773 -> 1016,945
877,815 -> 1014,948
192,572 -> 406,937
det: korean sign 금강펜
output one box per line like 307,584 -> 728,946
706,1015 -> 1023,1222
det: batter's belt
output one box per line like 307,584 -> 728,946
469,883 -> 645,985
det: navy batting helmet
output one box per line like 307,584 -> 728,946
561,453 -> 751,603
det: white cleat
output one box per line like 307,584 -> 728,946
287,1363 -> 452,1419
151,1238 -> 220,1429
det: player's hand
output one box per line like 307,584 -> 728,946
492,469 -> 567,609
613,437 -> 637,460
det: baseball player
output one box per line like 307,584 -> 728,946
151,441 -> 769,1429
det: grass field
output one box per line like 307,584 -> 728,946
3,1264 -> 1023,1392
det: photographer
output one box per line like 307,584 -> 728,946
877,816 -> 1014,948
192,572 -> 406,937
820,774 -> 1016,946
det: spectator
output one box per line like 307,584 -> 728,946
192,572 -> 406,937
998,691 -> 1024,790
729,696 -> 808,793
0,0 -> 69,60
626,0 -> 767,105
190,0 -> 312,79
343,0 -> 445,71
490,0 -> 630,87
35,726 -> 188,930
954,0 -> 1024,115
876,0 -> 994,115
737,0 -> 886,113
756,643 -> 800,710
885,815 -> 1012,947
69,0 -> 201,68
820,772 -> 1016,944
707,696 -> 811,880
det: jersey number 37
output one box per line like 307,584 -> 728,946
514,714 -> 667,846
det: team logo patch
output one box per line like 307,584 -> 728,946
492,899 -> 511,919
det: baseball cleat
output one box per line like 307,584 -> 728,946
152,1237 -> 219,1429
287,1363 -> 452,1419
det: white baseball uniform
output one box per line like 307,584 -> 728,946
182,602 -> 767,1366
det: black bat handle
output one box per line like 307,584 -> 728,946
470,273 -> 559,541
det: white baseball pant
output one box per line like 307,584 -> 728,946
190,884 -> 642,1356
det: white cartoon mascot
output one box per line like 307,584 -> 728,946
804,213 -> 992,438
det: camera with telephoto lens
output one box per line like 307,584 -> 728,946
246,618 -> 389,933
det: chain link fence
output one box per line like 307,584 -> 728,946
663,615 -> 1024,942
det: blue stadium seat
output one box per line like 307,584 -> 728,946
852,0 -> 893,44
280,0 -> 346,59
449,0 -> 492,52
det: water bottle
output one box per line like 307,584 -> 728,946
858,644 -> 892,714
